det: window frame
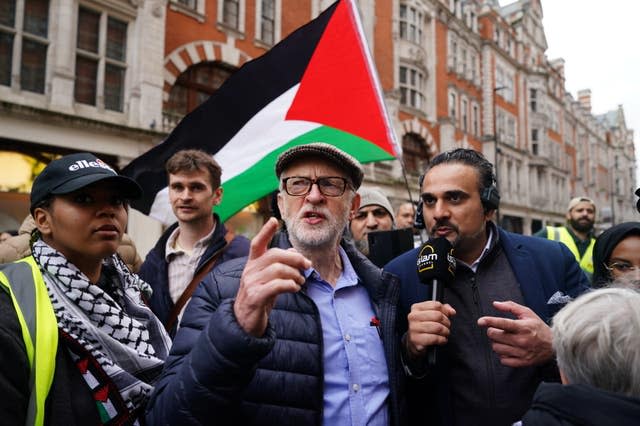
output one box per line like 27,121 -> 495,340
449,91 -> 457,121
0,0 -> 51,94
399,3 -> 423,44
461,97 -> 468,132
74,6 -> 128,112
255,0 -> 280,46
472,103 -> 479,136
164,61 -> 236,128
218,0 -> 245,33
402,132 -> 430,175
399,64 -> 426,112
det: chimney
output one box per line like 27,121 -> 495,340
577,89 -> 591,112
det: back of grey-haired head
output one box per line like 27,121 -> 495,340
552,287 -> 640,397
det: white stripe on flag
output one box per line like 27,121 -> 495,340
148,84 -> 320,223
214,84 -> 319,182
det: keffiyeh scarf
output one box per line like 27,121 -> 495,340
31,239 -> 171,423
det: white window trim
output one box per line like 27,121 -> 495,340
448,33 -> 457,71
399,63 -> 426,112
472,102 -> 479,136
449,90 -> 457,122
461,96 -> 468,132
255,0 -> 281,45
217,0 -> 246,33
169,0 -> 206,20
399,2 -> 424,45
73,6 -> 130,113
1,0 -> 51,94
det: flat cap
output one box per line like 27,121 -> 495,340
275,143 -> 364,189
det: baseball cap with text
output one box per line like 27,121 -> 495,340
30,153 -> 142,213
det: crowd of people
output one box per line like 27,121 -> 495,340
1,145 -> 639,425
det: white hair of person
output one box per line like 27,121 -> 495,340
552,286 -> 640,397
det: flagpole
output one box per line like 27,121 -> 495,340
396,155 -> 424,244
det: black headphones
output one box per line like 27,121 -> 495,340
414,174 -> 501,229
480,185 -> 500,211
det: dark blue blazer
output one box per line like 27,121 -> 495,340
385,227 -> 590,324
384,227 -> 590,426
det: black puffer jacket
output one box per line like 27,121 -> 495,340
146,237 -> 406,425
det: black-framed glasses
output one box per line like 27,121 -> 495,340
604,262 -> 640,274
282,176 -> 350,197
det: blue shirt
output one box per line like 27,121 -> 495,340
304,247 -> 389,426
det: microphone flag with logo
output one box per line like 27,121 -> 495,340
416,237 -> 456,366
416,237 -> 456,302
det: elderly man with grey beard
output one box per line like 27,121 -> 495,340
146,143 -> 407,426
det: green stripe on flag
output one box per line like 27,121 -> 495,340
216,125 -> 395,221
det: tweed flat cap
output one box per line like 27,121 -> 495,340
275,143 -> 364,189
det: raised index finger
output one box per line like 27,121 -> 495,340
248,217 -> 279,261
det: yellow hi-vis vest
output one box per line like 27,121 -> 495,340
0,256 -> 58,426
546,226 -> 595,275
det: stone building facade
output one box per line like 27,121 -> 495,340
0,0 -> 636,257
0,0 -> 169,253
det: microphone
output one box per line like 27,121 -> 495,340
416,237 -> 456,366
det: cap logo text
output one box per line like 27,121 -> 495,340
68,159 -> 115,173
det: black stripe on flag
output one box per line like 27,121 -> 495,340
122,2 -> 339,214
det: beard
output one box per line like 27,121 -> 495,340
283,206 -> 350,252
428,221 -> 462,247
569,217 -> 594,233
354,237 -> 369,256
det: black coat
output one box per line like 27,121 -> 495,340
0,289 -> 100,426
522,382 -> 640,425
146,237 -> 406,425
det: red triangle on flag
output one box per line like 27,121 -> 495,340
285,0 -> 396,155
95,385 -> 110,402
77,358 -> 89,374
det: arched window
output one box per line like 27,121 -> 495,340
402,132 -> 430,175
164,61 -> 235,128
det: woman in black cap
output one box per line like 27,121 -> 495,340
0,153 -> 171,425
592,222 -> 640,288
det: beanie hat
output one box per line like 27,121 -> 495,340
358,187 -> 395,223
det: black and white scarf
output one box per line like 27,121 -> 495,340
31,239 -> 172,420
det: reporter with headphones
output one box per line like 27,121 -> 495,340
384,148 -> 590,426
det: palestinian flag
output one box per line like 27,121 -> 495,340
122,0 -> 398,223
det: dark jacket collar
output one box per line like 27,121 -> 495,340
152,213 -> 227,268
